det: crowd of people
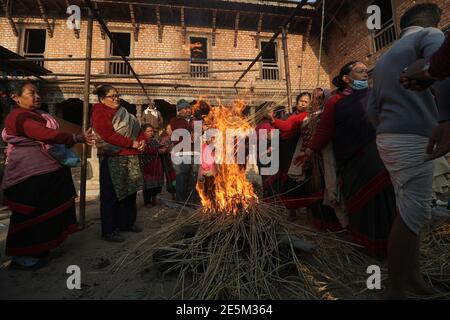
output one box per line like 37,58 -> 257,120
0,1 -> 449,299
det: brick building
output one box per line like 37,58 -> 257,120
0,0 -> 333,126
322,0 -> 449,79
0,0 -> 449,126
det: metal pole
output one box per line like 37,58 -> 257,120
79,7 -> 94,230
281,27 -> 292,114
6,57 -> 267,62
44,68 -> 259,78
233,0 -> 308,88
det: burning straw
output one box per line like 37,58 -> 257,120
105,99 -> 450,300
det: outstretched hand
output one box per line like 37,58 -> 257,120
400,58 -> 435,91
79,128 -> 96,146
132,140 -> 146,152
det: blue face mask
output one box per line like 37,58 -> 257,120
351,80 -> 368,90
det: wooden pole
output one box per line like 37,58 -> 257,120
79,7 -> 94,229
282,27 -> 292,114
233,0 -> 308,88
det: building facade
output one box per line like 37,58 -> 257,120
0,0 -> 331,126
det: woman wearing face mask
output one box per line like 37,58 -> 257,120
299,61 -> 397,257
91,85 -> 145,243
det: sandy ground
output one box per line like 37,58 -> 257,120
1,190 -> 449,300
0,192 -> 183,300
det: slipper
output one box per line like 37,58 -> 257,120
10,256 -> 47,271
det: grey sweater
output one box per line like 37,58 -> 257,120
368,26 -> 450,138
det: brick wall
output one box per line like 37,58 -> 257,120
324,0 -> 449,80
0,16 -> 331,103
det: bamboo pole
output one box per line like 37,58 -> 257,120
79,7 -> 94,229
5,57 -> 268,62
281,27 -> 292,113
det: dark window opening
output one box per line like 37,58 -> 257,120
372,0 -> 393,28
23,29 -> 46,67
371,0 -> 397,52
190,37 -> 208,78
190,37 -> 208,62
261,41 -> 279,81
261,41 -> 277,64
108,32 -> 131,75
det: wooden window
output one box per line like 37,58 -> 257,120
108,32 -> 131,75
23,29 -> 46,68
371,0 -> 397,52
261,41 -> 279,81
190,36 -> 209,78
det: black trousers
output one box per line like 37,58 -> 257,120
143,187 -> 162,204
99,157 -> 137,236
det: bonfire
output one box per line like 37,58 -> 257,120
107,100 -> 450,300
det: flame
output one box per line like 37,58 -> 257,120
182,42 -> 203,54
196,100 -> 258,214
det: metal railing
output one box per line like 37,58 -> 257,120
190,63 -> 209,78
24,53 -> 45,68
373,21 -> 397,52
261,64 -> 280,81
108,61 -> 131,75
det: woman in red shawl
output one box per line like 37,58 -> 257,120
2,82 -> 95,270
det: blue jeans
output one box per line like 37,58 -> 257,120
173,162 -> 199,204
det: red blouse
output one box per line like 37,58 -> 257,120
5,107 -> 75,146
272,111 -> 308,140
91,103 -> 141,156
308,89 -> 352,152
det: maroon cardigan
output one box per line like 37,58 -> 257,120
429,33 -> 450,78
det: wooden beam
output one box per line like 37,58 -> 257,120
65,0 -> 80,39
234,11 -> 239,48
129,4 -> 139,41
93,2 -> 106,40
36,0 -> 53,38
0,0 -> 18,37
327,12 -> 347,37
255,13 -> 263,48
180,7 -> 186,44
212,9 -> 217,47
156,5 -> 163,43
302,17 -> 312,51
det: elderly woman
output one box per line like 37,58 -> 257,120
301,61 -> 397,256
140,124 -> 164,207
91,85 -> 145,243
2,81 -> 95,270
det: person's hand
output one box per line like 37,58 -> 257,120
294,148 -> 313,166
400,58 -> 435,91
266,110 -> 275,123
77,128 -> 96,146
426,121 -> 450,161
132,140 -> 146,152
